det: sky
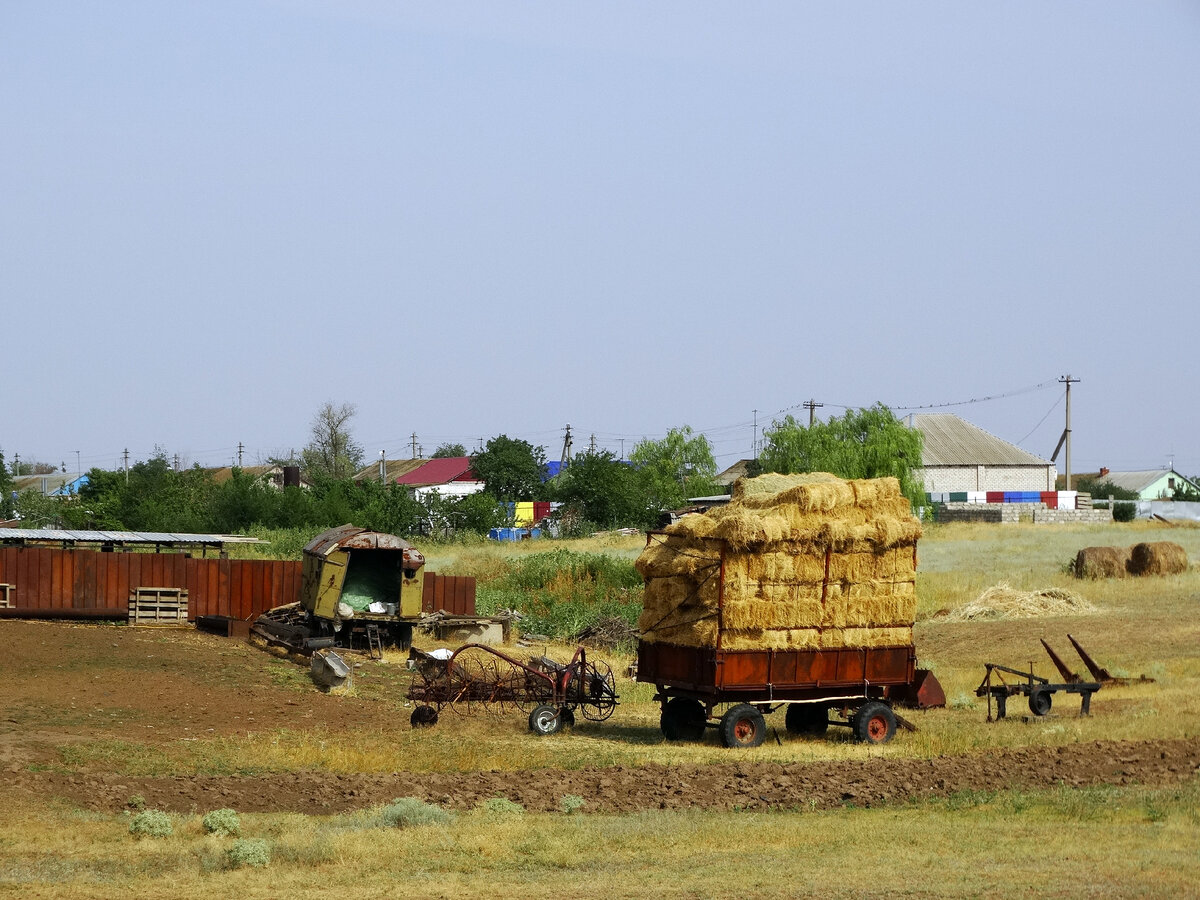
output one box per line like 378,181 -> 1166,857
3,2 -> 1199,477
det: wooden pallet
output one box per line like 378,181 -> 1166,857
128,587 -> 189,625
0,584 -> 12,609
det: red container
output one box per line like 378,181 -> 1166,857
986,491 -> 1005,503
1040,492 -> 1058,509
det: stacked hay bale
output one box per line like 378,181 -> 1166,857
636,473 -> 921,652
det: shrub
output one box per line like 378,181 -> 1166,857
129,809 -> 173,839
202,808 -> 241,837
379,798 -> 454,828
1113,501 -> 1137,522
126,794 -> 146,812
480,797 -> 525,815
559,795 -> 585,815
227,838 -> 271,869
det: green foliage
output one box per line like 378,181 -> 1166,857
629,426 -> 719,513
757,404 -> 925,507
0,451 -> 12,518
560,794 -> 586,815
1076,479 -> 1139,502
471,435 -> 547,501
480,797 -> 524,815
126,794 -> 146,812
1113,501 -> 1137,522
226,838 -> 271,869
202,808 -> 241,837
301,401 -> 364,481
551,450 -> 652,528
432,443 -> 467,458
475,549 -> 643,644
379,797 -> 454,828
128,809 -> 173,839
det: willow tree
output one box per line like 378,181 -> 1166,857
756,404 -> 925,507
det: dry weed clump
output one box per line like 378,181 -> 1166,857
946,583 -> 1096,621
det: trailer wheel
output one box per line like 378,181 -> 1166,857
661,697 -> 706,742
1028,688 -> 1053,717
785,704 -> 829,736
720,704 -> 767,749
529,704 -> 563,736
852,701 -> 896,744
558,707 -> 576,730
410,705 -> 439,728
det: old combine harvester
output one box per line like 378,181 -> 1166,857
636,473 -> 944,748
252,524 -> 491,666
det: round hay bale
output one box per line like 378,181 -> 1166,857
1128,541 -> 1188,576
1073,546 -> 1130,579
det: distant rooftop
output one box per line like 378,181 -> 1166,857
911,414 -> 1051,467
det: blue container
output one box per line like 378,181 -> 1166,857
1003,492 -> 1020,503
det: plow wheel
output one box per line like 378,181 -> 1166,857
720,703 -> 766,749
528,704 -> 564,736
852,701 -> 897,744
410,705 -> 439,728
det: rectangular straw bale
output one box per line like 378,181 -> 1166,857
758,581 -> 824,607
724,597 -> 824,630
722,627 -> 821,651
820,625 -> 913,649
829,592 -> 917,629
640,616 -> 719,648
635,538 -> 719,579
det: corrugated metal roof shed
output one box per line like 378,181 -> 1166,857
912,414 -> 1050,467
0,529 -> 265,548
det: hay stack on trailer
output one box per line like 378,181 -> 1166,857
636,472 -> 921,652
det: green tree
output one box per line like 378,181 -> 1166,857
431,443 -> 467,458
301,401 -> 364,480
756,404 -> 925,507
551,450 -> 649,528
629,426 -> 719,513
471,435 -> 546,502
0,451 -> 13,518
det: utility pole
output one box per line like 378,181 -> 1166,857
560,424 -> 573,469
12,453 -> 18,477
123,448 -> 129,484
237,442 -> 244,467
1051,375 -> 1080,490
379,449 -> 386,482
410,432 -> 418,459
589,433 -> 597,453
753,409 -> 758,459
173,454 -> 179,472
803,399 -> 824,427
620,438 -> 625,460
75,450 -> 81,481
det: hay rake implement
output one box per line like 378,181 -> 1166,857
407,643 -> 618,735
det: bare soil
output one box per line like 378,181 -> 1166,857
3,621 -> 1198,816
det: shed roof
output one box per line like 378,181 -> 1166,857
1085,469 -> 1199,495
353,459 -> 428,483
394,457 -> 479,486
912,414 -> 1051,467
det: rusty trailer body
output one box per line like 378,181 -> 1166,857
637,533 -> 943,748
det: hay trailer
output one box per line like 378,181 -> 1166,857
637,556 -> 944,749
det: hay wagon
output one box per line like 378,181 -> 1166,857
635,473 -> 944,748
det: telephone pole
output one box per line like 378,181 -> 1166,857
1051,375 -> 1080,490
560,424 -> 573,469
123,448 -> 129,484
752,409 -> 758,459
803,399 -> 824,427
410,433 -> 419,459
237,442 -> 244,467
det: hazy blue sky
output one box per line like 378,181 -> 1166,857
4,2 -> 1199,476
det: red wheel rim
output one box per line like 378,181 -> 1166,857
733,718 -> 756,743
866,715 -> 888,741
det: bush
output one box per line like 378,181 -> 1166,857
480,797 -> 524,815
227,838 -> 271,869
1113,501 -> 1137,523
379,797 -> 454,828
202,808 -> 241,837
129,809 -> 173,839
559,795 -> 586,815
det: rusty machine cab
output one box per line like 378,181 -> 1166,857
300,524 -> 425,648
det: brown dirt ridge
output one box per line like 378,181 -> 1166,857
8,736 -> 1198,815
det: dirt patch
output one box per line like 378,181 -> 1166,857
5,737 -> 1198,814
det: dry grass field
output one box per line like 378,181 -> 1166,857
1,520 -> 1198,897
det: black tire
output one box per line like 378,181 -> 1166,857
1028,688 -> 1053,717
785,704 -> 829,736
410,705 -> 439,728
720,703 -> 767,749
852,701 -> 897,744
528,703 -> 562,736
660,696 -> 707,742
558,707 -> 576,730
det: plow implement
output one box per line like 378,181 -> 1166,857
407,643 -> 618,735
